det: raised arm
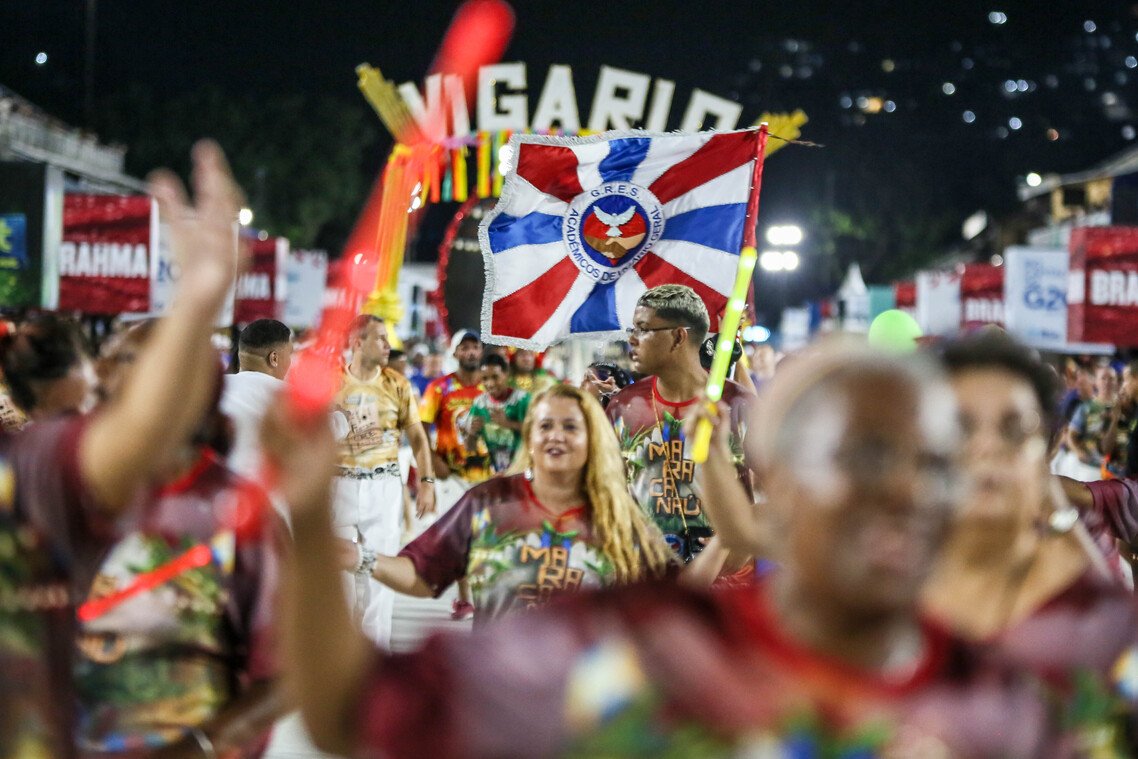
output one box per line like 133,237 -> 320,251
689,401 -> 766,558
263,398 -> 372,755
80,141 -> 245,512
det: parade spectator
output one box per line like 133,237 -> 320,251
0,141 -> 246,759
410,349 -> 442,396
420,331 -> 487,618
1058,361 -> 1094,425
464,353 -> 530,474
333,314 -> 435,648
1065,363 -> 1119,479
220,319 -> 293,481
387,348 -> 408,377
509,348 -> 558,395
343,384 -> 672,625
421,331 -> 488,487
1,312 -> 97,421
273,342 -> 1081,758
75,321 -> 284,758
599,284 -> 753,563
918,332 -> 1138,746
1100,360 -> 1138,478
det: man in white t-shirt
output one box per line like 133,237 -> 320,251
220,319 -> 294,480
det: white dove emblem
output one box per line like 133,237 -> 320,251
593,206 -> 636,237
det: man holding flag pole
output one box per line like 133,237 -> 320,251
479,125 -> 768,563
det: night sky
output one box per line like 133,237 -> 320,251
6,0 -> 1138,318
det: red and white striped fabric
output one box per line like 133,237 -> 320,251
479,128 -> 767,349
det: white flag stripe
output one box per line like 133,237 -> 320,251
531,273 -> 597,345
660,161 -> 754,218
630,133 -> 714,188
500,175 -> 570,218
614,269 -> 647,327
649,241 -> 740,295
572,141 -> 612,192
490,243 -> 569,298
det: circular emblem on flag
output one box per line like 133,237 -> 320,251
562,182 -> 665,284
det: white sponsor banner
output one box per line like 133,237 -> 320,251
149,221 -> 236,326
915,270 -> 960,337
283,249 -> 328,329
1003,246 -> 1113,353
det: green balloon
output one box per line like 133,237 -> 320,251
867,310 -> 923,353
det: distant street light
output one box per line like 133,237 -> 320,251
35,52 -> 48,65
759,250 -> 800,272
765,224 -> 803,247
238,208 -> 254,226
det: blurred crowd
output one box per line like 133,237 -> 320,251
9,144 -> 1138,759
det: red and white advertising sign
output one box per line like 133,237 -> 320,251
233,234 -> 289,324
59,194 -> 156,314
894,281 -> 916,318
1068,226 -> 1138,346
960,262 -> 1004,331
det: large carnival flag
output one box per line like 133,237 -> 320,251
479,128 -> 767,348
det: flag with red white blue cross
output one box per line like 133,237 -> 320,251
478,127 -> 767,349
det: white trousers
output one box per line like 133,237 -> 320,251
331,471 -> 402,649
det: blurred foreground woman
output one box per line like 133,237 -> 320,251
273,344 -> 1079,758
74,322 -> 283,758
922,332 -> 1138,751
0,142 -> 247,759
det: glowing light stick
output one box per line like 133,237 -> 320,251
81,1 -> 516,622
690,125 -> 769,464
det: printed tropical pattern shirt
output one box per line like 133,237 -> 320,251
399,473 -> 615,625
605,377 -> 752,560
467,388 -> 530,474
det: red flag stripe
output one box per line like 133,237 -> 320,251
492,256 -> 580,338
634,252 -> 728,332
649,132 -> 759,206
515,144 -> 585,204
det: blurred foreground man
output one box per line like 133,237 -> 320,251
273,343 -> 1079,758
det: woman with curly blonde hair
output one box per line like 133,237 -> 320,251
344,383 -> 674,624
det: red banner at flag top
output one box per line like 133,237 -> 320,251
1068,226 -> 1138,346
59,194 -> 153,315
960,263 -> 1004,331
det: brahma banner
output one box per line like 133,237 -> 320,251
234,234 -> 289,324
960,263 -> 1004,331
59,194 -> 156,314
1068,226 -> 1138,346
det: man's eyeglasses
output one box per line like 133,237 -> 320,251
625,324 -> 680,339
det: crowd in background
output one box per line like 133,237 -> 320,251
10,144 -> 1138,758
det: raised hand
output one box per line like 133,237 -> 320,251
148,140 -> 248,307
